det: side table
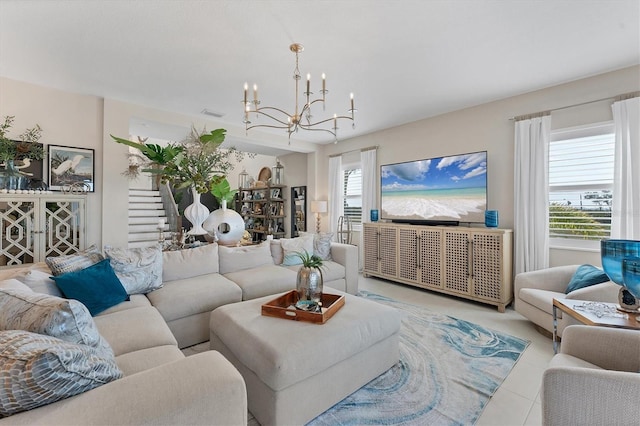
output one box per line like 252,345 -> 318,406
552,298 -> 640,353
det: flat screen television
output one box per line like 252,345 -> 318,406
380,151 -> 487,225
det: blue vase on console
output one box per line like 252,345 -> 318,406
485,210 -> 498,228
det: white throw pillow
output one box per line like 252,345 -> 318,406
218,242 -> 273,274
0,279 -> 31,292
162,243 -> 220,282
299,231 -> 334,261
13,268 -> 64,297
104,245 -> 163,294
0,330 -> 122,417
280,234 -> 315,265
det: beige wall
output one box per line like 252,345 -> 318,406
317,65 -> 640,267
0,77 -> 104,247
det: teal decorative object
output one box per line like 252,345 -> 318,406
485,210 -> 498,227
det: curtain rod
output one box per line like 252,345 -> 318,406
329,145 -> 379,158
508,91 -> 640,121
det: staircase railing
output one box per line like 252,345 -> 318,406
158,183 -> 181,233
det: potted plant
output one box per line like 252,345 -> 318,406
295,250 -> 324,311
0,115 -> 45,190
112,126 -> 254,235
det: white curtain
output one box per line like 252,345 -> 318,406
514,115 -> 551,274
328,155 -> 343,237
611,97 -> 640,239
360,148 -> 378,224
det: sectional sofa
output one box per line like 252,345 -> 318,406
0,236 -> 358,425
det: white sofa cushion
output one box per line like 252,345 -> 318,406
224,265 -> 297,300
0,330 -> 122,417
104,245 -> 163,294
219,242 -> 273,274
146,274 -> 242,322
93,307 -> 178,357
162,243 -> 220,281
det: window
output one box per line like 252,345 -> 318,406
343,167 -> 362,228
549,122 -> 614,248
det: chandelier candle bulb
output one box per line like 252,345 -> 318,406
243,82 -> 248,105
350,93 -> 355,112
253,84 -> 258,104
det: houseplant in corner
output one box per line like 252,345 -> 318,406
0,115 -> 45,190
295,250 -> 324,311
112,127 -> 254,235
203,176 -> 245,245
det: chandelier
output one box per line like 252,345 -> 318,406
243,43 -> 356,143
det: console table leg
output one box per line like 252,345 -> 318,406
552,305 -> 559,354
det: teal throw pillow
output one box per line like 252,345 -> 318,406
52,259 -> 129,316
565,264 -> 610,294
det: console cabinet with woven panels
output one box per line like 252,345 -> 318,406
363,222 -> 513,312
0,195 -> 87,266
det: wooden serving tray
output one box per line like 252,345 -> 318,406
261,290 -> 345,324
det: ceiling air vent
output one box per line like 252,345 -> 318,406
201,109 -> 225,118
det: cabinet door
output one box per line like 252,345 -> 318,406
363,224 -> 379,273
398,227 -> 418,282
418,228 -> 443,288
0,199 -> 37,266
43,199 -> 85,258
443,229 -> 471,295
471,232 -> 503,301
379,226 -> 398,277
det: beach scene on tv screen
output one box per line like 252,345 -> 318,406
381,152 -> 487,223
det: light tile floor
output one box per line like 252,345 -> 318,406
183,274 -> 554,425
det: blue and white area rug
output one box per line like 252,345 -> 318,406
308,291 -> 529,426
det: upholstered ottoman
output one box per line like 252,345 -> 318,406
209,290 -> 402,426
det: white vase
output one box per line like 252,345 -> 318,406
203,199 -> 245,246
184,187 -> 210,235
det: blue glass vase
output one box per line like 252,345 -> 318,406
622,258 -> 640,300
485,210 -> 498,228
600,239 -> 640,285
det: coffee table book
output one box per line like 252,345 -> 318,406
262,290 -> 345,324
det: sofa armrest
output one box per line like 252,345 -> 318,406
330,242 -> 359,295
542,366 -> 640,426
514,265 -> 579,295
559,325 -> 640,372
565,281 -> 619,303
2,351 -> 247,426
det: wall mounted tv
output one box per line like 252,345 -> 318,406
380,151 -> 487,225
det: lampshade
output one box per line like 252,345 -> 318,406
311,201 -> 327,214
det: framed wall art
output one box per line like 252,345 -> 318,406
47,145 -> 95,192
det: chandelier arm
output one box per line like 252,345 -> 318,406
253,109 -> 293,126
300,115 -> 354,127
246,123 -> 291,131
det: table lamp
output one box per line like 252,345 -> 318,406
310,201 -> 327,234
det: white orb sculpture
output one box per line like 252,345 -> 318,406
203,200 -> 245,246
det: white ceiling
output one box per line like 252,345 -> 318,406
0,0 -> 638,156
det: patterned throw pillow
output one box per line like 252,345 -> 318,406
45,245 -> 104,276
0,330 -> 122,417
104,245 -> 163,294
313,232 -> 334,261
0,287 -> 114,358
280,234 -> 315,265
